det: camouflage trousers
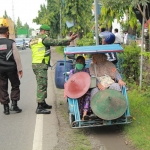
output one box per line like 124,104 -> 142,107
32,63 -> 48,103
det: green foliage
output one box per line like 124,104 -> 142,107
16,17 -> 23,28
33,0 -> 93,38
3,10 -> 9,19
120,21 -> 129,32
76,38 -> 95,46
142,52 -> 150,59
119,42 -> 141,83
99,0 -> 149,36
136,23 -> 142,37
140,52 -> 150,88
33,0 -> 60,38
61,0 -> 93,35
100,0 -> 149,9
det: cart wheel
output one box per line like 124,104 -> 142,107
69,113 -> 75,127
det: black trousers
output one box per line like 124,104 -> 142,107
0,69 -> 20,104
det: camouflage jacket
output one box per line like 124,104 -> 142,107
30,34 -> 71,47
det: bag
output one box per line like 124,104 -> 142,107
94,64 -> 114,88
98,75 -> 114,88
90,76 -> 97,88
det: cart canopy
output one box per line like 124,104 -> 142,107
64,44 -> 123,55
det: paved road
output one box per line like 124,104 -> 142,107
0,48 -> 58,150
0,48 -> 135,150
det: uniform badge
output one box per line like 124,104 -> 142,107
0,44 -> 7,50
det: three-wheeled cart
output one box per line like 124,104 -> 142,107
55,44 -> 132,128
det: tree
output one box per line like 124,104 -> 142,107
99,0 -> 149,45
3,10 -> 9,19
33,0 -> 93,38
16,17 -> 23,28
61,0 -> 93,36
33,0 -> 60,38
23,22 -> 29,29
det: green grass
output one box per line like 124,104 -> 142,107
124,89 -> 150,150
55,46 -> 65,55
69,130 -> 92,150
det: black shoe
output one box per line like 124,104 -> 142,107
3,104 -> 10,115
36,103 -> 51,114
10,100 -> 22,113
10,106 -> 22,113
42,103 -> 52,109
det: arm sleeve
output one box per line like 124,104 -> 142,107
85,68 -> 90,75
116,72 -> 122,81
69,69 -> 74,78
42,37 -> 71,46
12,42 -> 22,72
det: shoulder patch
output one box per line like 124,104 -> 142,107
0,44 -> 7,50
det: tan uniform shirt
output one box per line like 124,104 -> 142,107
0,36 -> 22,72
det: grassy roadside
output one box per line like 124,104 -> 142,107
55,48 -> 150,150
124,88 -> 150,150
55,46 -> 64,55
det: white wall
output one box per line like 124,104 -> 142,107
112,19 -> 124,43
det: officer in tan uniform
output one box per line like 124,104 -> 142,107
30,24 -> 78,114
0,26 -> 22,115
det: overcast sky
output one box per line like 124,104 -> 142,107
0,0 -> 46,29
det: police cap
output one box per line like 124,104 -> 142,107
40,24 -> 50,31
0,26 -> 9,34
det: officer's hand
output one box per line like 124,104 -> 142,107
18,70 -> 23,79
70,34 -> 78,41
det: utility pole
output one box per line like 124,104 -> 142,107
94,0 -> 99,45
12,0 -> 15,23
139,6 -> 145,89
59,0 -> 62,38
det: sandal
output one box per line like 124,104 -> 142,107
83,115 -> 89,121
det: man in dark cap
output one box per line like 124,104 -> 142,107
99,31 -> 118,65
0,26 -> 23,115
30,24 -> 78,114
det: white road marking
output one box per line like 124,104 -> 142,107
32,115 -> 43,150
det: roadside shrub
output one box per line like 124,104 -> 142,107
76,37 -> 95,46
119,43 -> 141,84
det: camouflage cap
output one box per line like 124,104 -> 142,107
40,24 -> 50,31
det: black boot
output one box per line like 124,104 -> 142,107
10,100 -> 22,113
3,104 -> 10,115
42,100 -> 52,109
36,103 -> 51,114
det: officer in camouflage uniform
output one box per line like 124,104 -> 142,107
30,24 -> 78,114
